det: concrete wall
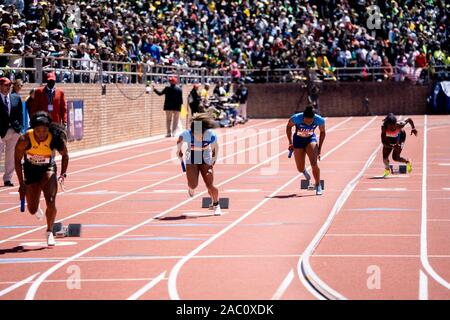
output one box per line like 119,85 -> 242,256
19,83 -> 193,153
247,82 -> 432,118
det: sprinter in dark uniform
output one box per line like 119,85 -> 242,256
381,113 -> 417,177
286,105 -> 326,195
176,113 -> 221,215
15,111 -> 69,246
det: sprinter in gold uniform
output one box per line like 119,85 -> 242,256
15,111 -> 69,246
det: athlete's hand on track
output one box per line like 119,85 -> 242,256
411,128 -> 418,136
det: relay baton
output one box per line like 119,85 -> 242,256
288,149 -> 293,158
20,197 -> 25,213
181,160 -> 186,172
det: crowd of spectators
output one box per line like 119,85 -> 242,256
0,0 -> 448,83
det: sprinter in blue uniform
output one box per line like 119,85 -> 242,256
286,105 -> 326,195
177,113 -> 222,215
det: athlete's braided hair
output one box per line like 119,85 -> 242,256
303,105 -> 315,118
30,111 -> 67,151
190,112 -> 218,133
383,113 -> 397,126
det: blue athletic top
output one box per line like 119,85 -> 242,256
179,129 -> 218,164
290,113 -> 325,138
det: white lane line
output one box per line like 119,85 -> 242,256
438,163 -> 450,166
153,190 -> 186,193
271,269 -> 294,300
419,270 -> 428,300
168,117 -> 375,300
325,234 -> 419,237
0,123 -> 283,242
23,119 -> 321,300
2,253 -> 449,266
420,115 -> 450,292
127,271 -> 167,300
298,140 -> 381,300
0,277 -> 161,285
0,120 -> 279,207
368,188 -> 408,191
0,273 -> 40,297
442,188 -> 450,191
224,189 -> 262,193
63,119 -> 276,162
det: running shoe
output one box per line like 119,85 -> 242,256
47,231 -> 56,246
383,168 -> 390,178
316,184 -> 323,196
303,169 -> 311,181
35,206 -> 44,220
406,161 -> 412,173
213,204 -> 222,216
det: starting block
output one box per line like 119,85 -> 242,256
52,222 -> 82,238
202,197 -> 229,209
390,165 -> 407,174
301,180 -> 325,190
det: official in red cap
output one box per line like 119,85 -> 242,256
29,72 -> 67,128
152,75 -> 183,137
0,77 -> 12,86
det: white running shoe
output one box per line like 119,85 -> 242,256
188,187 -> 195,197
35,207 -> 44,220
213,204 -> 222,216
47,231 -> 56,246
303,169 -> 311,181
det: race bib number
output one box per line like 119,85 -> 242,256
296,128 -> 313,137
26,154 -> 51,165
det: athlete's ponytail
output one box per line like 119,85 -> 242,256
49,122 -> 67,152
383,113 -> 397,126
304,105 -> 315,118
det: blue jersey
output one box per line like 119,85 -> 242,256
290,113 -> 325,138
179,129 -> 218,164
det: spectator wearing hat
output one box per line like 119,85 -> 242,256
152,76 -> 183,137
187,83 -> 202,116
0,77 -> 23,187
30,72 -> 67,127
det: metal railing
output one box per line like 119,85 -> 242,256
0,54 -> 448,85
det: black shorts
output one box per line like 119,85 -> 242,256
293,134 -> 317,150
187,151 -> 212,165
23,161 -> 57,185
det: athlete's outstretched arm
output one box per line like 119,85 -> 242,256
286,119 -> 295,148
211,141 -> 219,166
318,124 -> 326,160
58,144 -> 69,177
176,136 -> 184,158
15,135 -> 29,198
406,118 -> 418,135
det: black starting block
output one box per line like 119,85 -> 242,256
52,222 -> 82,238
390,165 -> 407,174
301,180 -> 325,190
202,197 -> 229,209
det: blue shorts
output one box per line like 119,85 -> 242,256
293,134 -> 317,150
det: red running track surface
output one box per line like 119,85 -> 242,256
0,116 -> 448,300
